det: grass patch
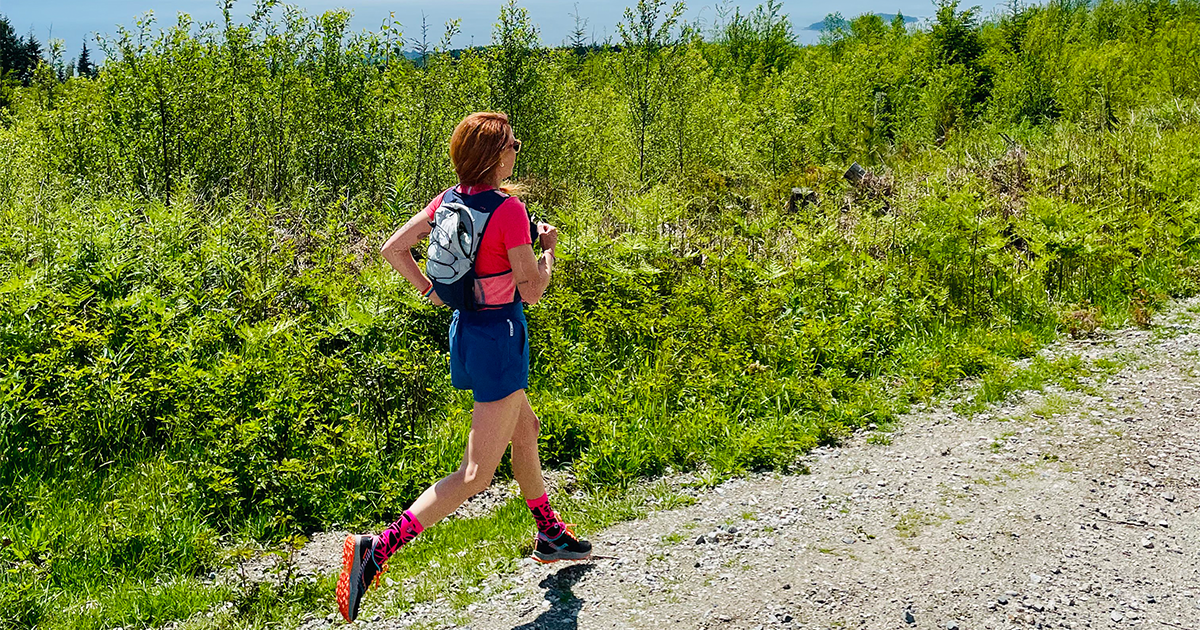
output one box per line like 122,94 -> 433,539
989,431 -> 1016,453
894,509 -> 935,538
1093,357 -> 1124,374
661,532 -> 686,545
955,355 -> 1092,415
866,432 -> 894,446
1029,393 -> 1074,419
1153,326 -> 1187,341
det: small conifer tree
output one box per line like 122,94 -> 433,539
77,39 -> 94,78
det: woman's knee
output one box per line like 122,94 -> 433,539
460,463 -> 496,495
525,405 -> 540,436
513,402 -> 540,445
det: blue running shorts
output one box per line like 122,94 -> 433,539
449,302 -> 529,403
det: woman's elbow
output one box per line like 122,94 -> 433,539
380,239 -> 405,260
379,243 -> 407,270
519,284 -> 544,305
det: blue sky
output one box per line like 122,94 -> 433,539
1,0 -> 1010,62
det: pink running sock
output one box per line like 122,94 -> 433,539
373,510 -> 424,568
526,493 -> 565,538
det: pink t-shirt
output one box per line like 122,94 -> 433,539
424,185 -> 532,307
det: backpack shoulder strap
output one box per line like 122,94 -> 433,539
460,188 -> 509,214
439,186 -> 462,207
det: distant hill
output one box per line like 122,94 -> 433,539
807,13 -> 919,31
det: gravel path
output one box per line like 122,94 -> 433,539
301,299 -> 1200,630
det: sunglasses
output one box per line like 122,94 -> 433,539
509,139 -> 522,154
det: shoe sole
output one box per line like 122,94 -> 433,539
336,535 -> 354,621
336,535 -> 369,622
532,549 -> 592,564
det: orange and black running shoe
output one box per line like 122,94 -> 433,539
336,534 -> 380,622
532,525 -> 592,563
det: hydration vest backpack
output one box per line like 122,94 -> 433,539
426,187 -> 516,311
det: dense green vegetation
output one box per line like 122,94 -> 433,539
3,0 -> 1200,626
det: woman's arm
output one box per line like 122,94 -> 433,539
510,223 -> 557,305
381,211 -> 443,305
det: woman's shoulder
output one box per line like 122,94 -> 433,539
422,190 -> 449,217
495,194 -> 527,216
489,195 -> 531,246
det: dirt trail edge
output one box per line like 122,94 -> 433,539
321,299 -> 1200,630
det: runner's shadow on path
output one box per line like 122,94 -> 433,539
511,563 -> 594,630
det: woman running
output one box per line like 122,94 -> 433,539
336,112 -> 591,622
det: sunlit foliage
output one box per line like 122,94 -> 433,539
2,0 -> 1200,626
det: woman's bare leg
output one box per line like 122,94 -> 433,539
506,393 -> 591,563
406,389 -> 526,528
509,392 -> 547,501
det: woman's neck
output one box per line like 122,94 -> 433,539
461,180 -> 501,194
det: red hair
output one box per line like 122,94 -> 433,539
449,112 -> 512,188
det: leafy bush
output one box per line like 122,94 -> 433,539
3,1 -> 1200,627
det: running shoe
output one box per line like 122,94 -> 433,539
336,534 -> 381,622
532,525 -> 592,563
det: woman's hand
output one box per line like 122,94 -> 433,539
511,222 -> 556,305
428,291 -> 445,308
537,222 -> 558,252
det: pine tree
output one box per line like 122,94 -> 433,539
568,3 -> 589,54
0,17 -> 19,74
77,39 -> 94,78
19,32 -> 42,85
0,16 -> 17,110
